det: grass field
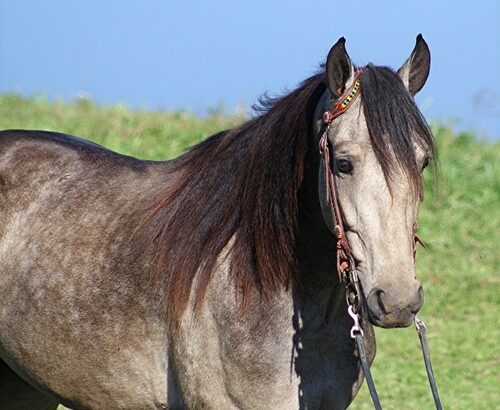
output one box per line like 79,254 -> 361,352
1,94 -> 498,409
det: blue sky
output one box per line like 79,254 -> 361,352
1,1 -> 498,138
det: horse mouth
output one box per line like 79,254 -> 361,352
366,308 -> 415,328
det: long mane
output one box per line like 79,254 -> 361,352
140,73 -> 327,324
139,65 -> 436,326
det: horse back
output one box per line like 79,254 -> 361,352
0,129 -> 158,259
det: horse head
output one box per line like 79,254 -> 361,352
316,35 -> 434,328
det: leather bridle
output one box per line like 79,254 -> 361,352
319,70 -> 362,281
319,70 -> 443,410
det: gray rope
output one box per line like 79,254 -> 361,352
355,332 -> 382,410
415,316 -> 443,410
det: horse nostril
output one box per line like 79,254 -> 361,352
375,289 -> 387,314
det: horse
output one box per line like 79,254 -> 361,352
0,35 -> 436,409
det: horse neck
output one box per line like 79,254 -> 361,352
292,136 -> 375,350
294,145 -> 344,315
295,88 -> 339,285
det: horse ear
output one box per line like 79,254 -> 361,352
397,34 -> 431,96
326,37 -> 355,99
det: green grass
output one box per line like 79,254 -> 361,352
0,94 -> 243,160
1,94 -> 498,409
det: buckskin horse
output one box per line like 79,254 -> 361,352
0,35 -> 437,409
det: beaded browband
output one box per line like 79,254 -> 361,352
323,69 -> 362,125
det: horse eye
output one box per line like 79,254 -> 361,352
422,156 -> 430,170
336,159 -> 353,174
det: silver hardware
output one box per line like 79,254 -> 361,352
348,305 -> 363,338
414,314 -> 426,332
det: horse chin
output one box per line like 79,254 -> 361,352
366,308 -> 415,329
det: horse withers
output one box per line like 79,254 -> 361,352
0,35 -> 435,409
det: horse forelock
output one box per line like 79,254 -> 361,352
139,73 -> 327,327
359,64 -> 436,194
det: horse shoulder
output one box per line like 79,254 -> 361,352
0,129 -> 179,409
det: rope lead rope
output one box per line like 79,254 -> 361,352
349,310 -> 443,410
355,333 -> 382,410
415,316 -> 443,410
348,305 -> 382,410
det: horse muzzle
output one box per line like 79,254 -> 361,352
366,284 -> 424,328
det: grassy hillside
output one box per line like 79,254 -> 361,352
0,94 -> 498,409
